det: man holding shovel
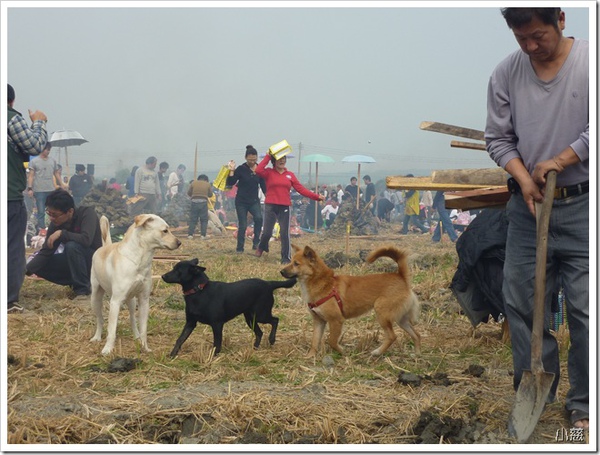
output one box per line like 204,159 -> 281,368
486,7 -> 589,433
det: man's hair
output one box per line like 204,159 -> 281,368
159,161 -> 169,170
501,8 -> 562,30
245,145 -> 258,157
363,175 -> 371,182
350,177 -> 357,182
45,189 -> 75,213
146,156 -> 157,165
43,142 -> 52,151
177,164 -> 186,170
197,174 -> 209,182
7,84 -> 15,103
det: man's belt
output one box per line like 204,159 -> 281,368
553,181 -> 588,199
507,178 -> 588,200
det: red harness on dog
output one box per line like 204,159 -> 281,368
308,287 -> 343,314
182,283 -> 207,295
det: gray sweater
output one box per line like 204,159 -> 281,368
485,38 -> 588,187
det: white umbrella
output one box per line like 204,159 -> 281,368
342,154 -> 376,209
49,130 -> 88,176
301,153 -> 335,231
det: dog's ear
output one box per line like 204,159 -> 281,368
193,265 -> 206,274
291,244 -> 301,253
303,245 -> 317,262
190,258 -> 199,265
134,214 -> 154,228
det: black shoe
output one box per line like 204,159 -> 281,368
236,249 -> 243,254
7,302 -> 24,313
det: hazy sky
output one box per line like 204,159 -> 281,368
3,2 -> 594,184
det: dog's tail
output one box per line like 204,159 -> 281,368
366,246 -> 409,280
99,215 -> 112,246
268,277 -> 297,290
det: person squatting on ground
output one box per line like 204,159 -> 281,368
255,152 -> 323,264
26,189 -> 102,300
7,83 -> 48,313
27,142 -> 61,230
486,7 -> 589,429
431,191 -> 458,243
226,145 -> 266,253
187,174 -> 213,239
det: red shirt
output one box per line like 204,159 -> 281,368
256,154 -> 320,206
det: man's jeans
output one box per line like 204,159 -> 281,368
401,214 -> 428,234
188,200 -> 208,237
26,241 -> 95,295
34,191 -> 51,229
8,201 -> 27,304
235,201 -> 263,251
432,208 -> 458,242
504,192 -> 588,413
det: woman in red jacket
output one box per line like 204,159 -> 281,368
255,153 -> 323,264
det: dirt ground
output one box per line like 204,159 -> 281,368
5,222 -> 590,448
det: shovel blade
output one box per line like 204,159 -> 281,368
508,370 -> 556,443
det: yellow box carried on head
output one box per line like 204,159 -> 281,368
269,140 -> 293,161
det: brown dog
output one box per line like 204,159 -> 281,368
280,245 -> 421,357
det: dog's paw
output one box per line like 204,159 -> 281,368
370,348 -> 384,356
101,347 -> 113,356
90,335 -> 102,342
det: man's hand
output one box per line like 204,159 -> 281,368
26,188 -> 34,198
28,109 -> 47,123
47,230 -> 62,249
228,160 -> 236,171
518,177 -> 544,217
532,157 -> 563,187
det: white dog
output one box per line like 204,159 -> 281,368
90,214 -> 181,355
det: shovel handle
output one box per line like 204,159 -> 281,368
530,170 -> 557,372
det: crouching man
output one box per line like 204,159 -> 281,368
26,189 -> 102,300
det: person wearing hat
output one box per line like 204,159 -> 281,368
7,83 -> 48,313
68,164 -> 93,207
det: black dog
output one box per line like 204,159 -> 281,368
162,258 -> 296,357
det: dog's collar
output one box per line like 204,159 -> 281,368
183,283 -> 207,295
308,287 -> 343,314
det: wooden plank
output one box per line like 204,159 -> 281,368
444,187 -> 510,210
419,121 -> 485,141
431,168 -> 508,186
386,176 -> 503,191
450,140 -> 486,151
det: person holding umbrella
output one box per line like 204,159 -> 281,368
7,83 -> 48,313
255,152 -> 323,264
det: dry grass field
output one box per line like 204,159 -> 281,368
6,221 -> 582,447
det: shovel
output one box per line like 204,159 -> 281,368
508,170 -> 557,443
